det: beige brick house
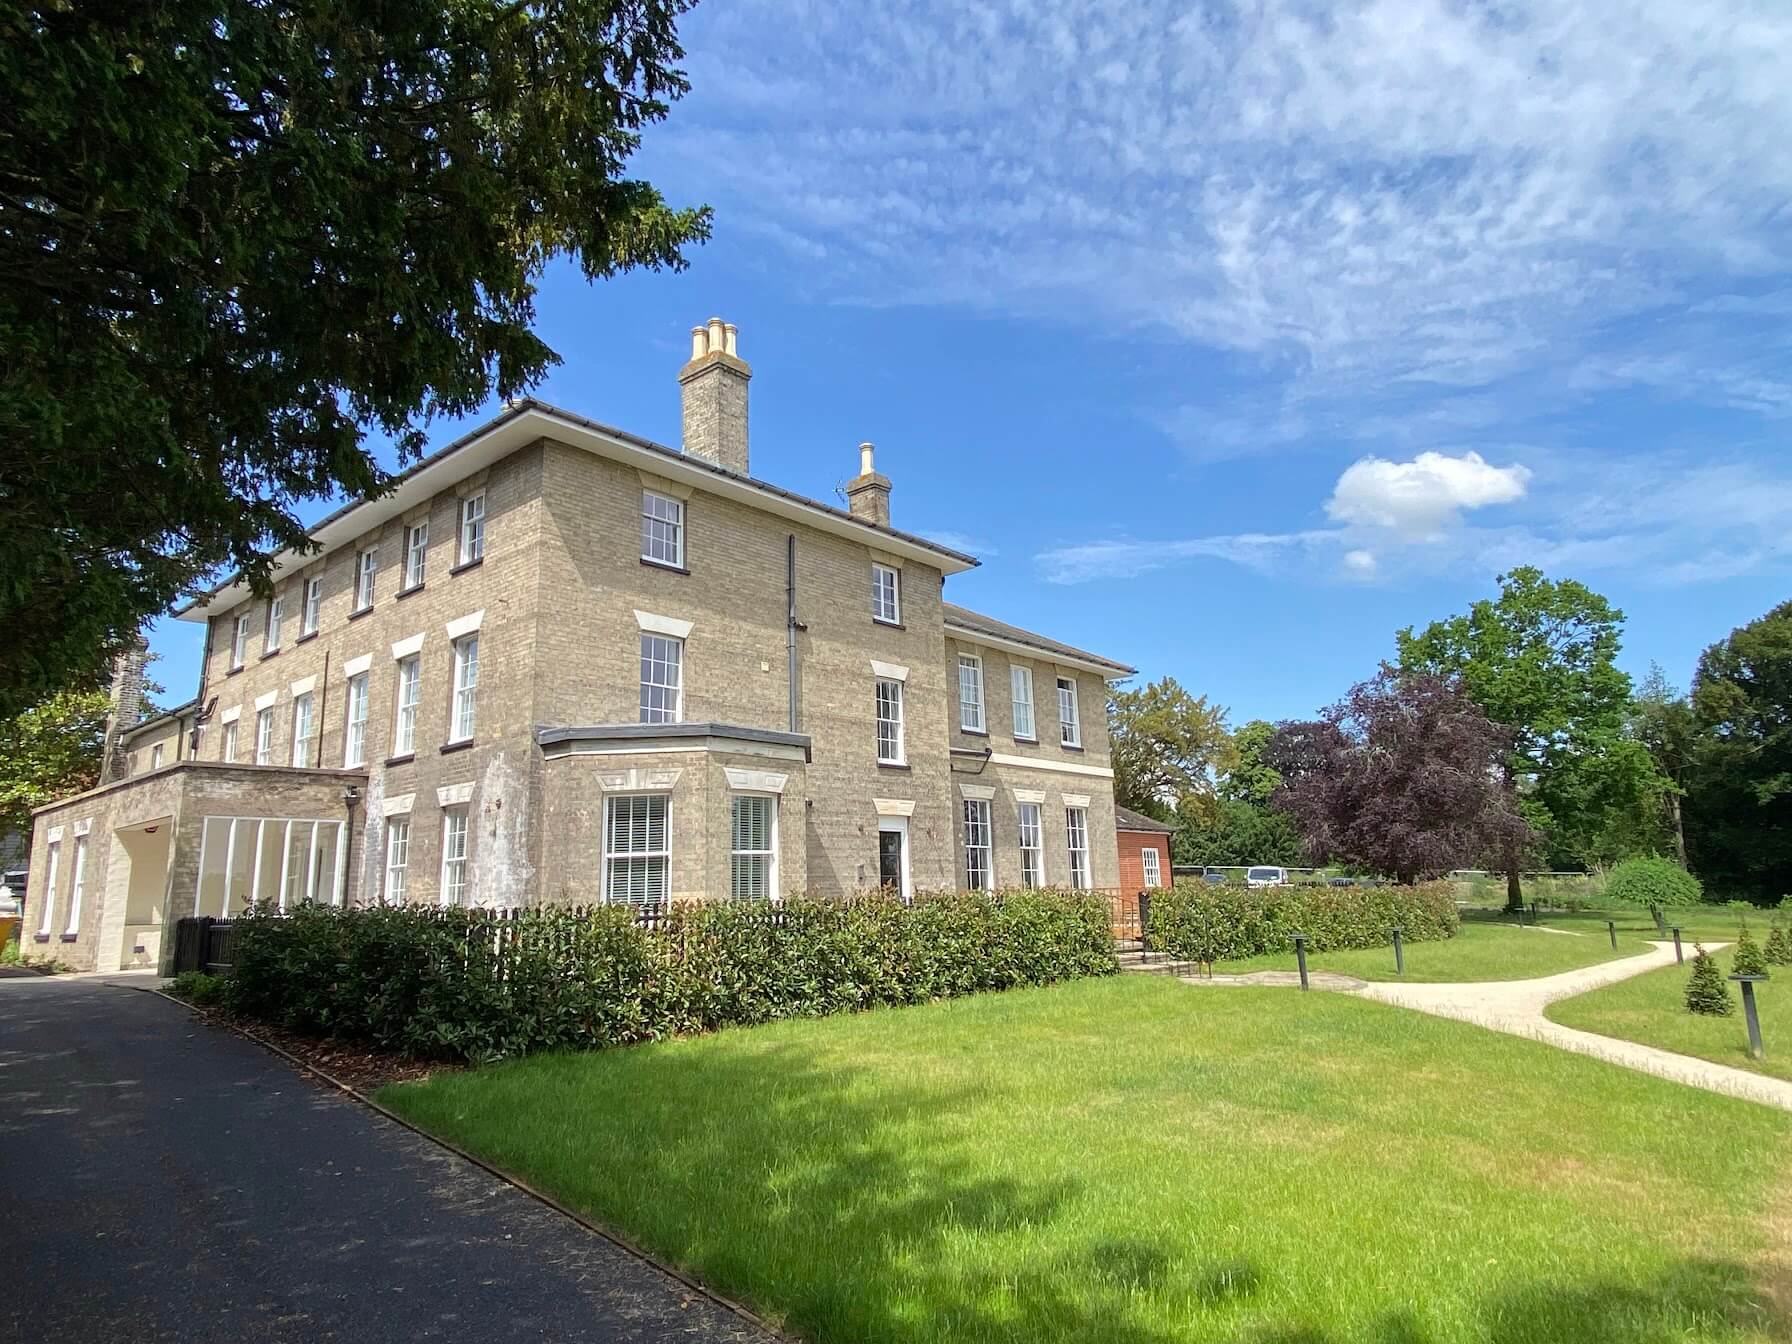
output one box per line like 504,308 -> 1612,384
23,320 -> 1133,973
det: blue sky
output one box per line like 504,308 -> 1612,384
147,0 -> 1792,727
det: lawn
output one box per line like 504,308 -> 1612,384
383,976 -> 1791,1343
1547,944 -> 1792,1084
1211,915 -> 1653,982
1476,901 -> 1766,946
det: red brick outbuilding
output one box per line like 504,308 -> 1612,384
1114,805 -> 1174,896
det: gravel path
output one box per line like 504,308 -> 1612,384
1348,941 -> 1792,1111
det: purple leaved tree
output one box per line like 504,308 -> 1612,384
1265,667 -> 1533,884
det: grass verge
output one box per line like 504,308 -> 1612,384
382,975 -> 1791,1343
1547,944 -> 1792,1084
1212,916 -> 1652,981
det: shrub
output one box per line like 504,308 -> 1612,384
1765,925 -> 1792,967
1731,925 -> 1769,978
1603,856 -> 1702,915
224,890 -> 1115,1063
1685,946 -> 1733,1016
169,970 -> 226,1007
1143,880 -> 1459,964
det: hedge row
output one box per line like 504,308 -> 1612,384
226,890 -> 1115,1062
1145,880 -> 1459,963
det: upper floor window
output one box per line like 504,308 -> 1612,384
1058,676 -> 1081,748
404,521 -> 429,590
957,654 -> 985,733
300,575 -> 322,636
393,655 -> 421,756
1018,802 -> 1043,888
354,549 -> 378,611
458,492 -> 485,566
440,807 -> 470,906
265,595 -> 284,652
220,719 -> 238,762
730,794 -> 777,899
290,692 -> 315,767
230,615 -> 250,670
150,743 -> 164,770
641,491 -> 684,569
1066,806 -> 1091,890
604,793 -> 669,906
639,634 -> 682,724
1011,666 -> 1036,740
344,673 -> 369,768
254,707 -> 274,765
875,678 -> 905,765
450,635 -> 479,742
65,835 -> 87,936
962,798 -> 993,891
871,564 -> 901,625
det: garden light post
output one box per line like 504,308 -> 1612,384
1671,927 -> 1684,964
1392,926 -> 1405,977
1607,920 -> 1618,951
1293,933 -> 1311,991
1730,974 -> 1766,1060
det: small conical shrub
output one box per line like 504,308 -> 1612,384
1685,945 -> 1734,1016
1731,925 -> 1770,978
1765,924 -> 1792,967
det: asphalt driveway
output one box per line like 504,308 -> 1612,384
0,977 -> 776,1343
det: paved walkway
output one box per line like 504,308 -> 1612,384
0,976 -> 777,1343
1347,941 -> 1792,1112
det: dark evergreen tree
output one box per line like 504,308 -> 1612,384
1731,925 -> 1769,979
1685,945 -> 1733,1016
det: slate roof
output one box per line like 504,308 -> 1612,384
941,603 -> 1135,676
1114,804 -> 1176,834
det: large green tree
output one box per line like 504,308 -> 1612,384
1107,677 -> 1230,817
1684,600 -> 1792,901
0,0 -> 710,719
0,690 -> 111,840
1397,568 -> 1666,908
1629,663 -> 1696,865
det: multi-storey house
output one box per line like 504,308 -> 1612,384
22,320 -> 1134,972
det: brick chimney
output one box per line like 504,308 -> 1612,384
679,317 -> 751,474
98,636 -> 150,784
845,442 -> 891,528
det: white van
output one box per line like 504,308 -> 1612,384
1245,866 -> 1288,888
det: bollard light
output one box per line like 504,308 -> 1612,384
1730,974 -> 1767,1060
1607,919 -> 1618,951
1292,933 -> 1311,992
1392,925 -> 1405,977
1671,926 -> 1684,964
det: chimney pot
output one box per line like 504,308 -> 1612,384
859,442 -> 876,476
723,323 -> 739,357
707,316 -> 726,351
690,326 -> 707,360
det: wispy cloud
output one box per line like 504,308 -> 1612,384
666,0 -> 1792,411
1035,450 -> 1792,587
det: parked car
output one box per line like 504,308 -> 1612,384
1328,876 -> 1357,888
1245,866 -> 1288,888
1202,870 -> 1228,886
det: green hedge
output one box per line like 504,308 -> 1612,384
1144,880 -> 1459,963
225,890 -> 1115,1063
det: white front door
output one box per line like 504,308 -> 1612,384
877,817 -> 911,902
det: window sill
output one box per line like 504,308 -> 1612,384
959,727 -> 988,738
294,631 -> 319,646
450,557 -> 484,577
259,649 -> 281,662
640,557 -> 689,576
440,739 -> 475,755
60,933 -> 77,943
1060,742 -> 1085,753
873,617 -> 905,630
397,583 -> 426,601
1013,735 -> 1038,746
348,606 -> 374,622
877,760 -> 911,772
226,666 -> 244,677
33,933 -> 49,944
384,753 -> 416,768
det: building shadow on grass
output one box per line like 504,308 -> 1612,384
400,1036 -> 1786,1344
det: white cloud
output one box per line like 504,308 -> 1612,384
1342,549 -> 1378,577
1325,451 -> 1531,539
